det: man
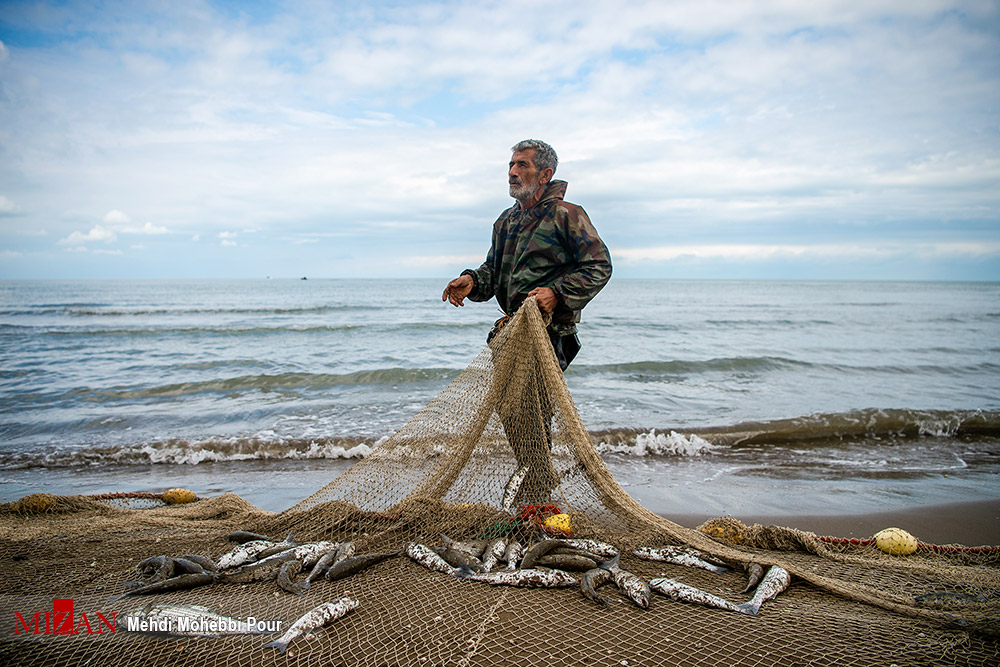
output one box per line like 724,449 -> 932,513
442,139 -> 612,502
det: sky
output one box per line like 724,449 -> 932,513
0,0 -> 998,280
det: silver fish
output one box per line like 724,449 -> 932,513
180,554 -> 218,573
404,542 -> 463,575
440,534 -> 486,559
502,541 -> 523,570
520,539 -> 562,569
481,538 -> 507,572
557,539 -> 620,559
609,567 -> 651,608
501,465 -> 530,513
633,546 -> 729,575
737,565 -> 791,615
740,562 -> 765,594
333,541 -> 356,564
250,531 -> 299,561
580,567 -> 613,608
117,604 -> 269,637
458,568 -> 578,588
303,551 -> 338,589
434,544 -> 485,573
650,577 -> 752,615
263,598 -> 359,654
255,541 -> 338,569
228,530 -> 273,544
536,554 -> 598,572
277,561 -> 304,596
216,539 -> 279,570
325,551 -> 399,581
216,557 -> 290,584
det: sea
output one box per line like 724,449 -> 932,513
1,279 -> 998,521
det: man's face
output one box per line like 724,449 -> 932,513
508,149 -> 545,201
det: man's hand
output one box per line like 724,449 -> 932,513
442,274 -> 474,307
528,286 -> 558,313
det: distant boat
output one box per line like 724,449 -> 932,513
301,277 -> 307,280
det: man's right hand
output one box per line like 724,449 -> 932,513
442,274 -> 474,307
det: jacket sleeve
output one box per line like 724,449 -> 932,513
550,206 -> 612,312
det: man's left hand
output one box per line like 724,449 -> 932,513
528,287 -> 558,313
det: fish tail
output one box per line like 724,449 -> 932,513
598,553 -> 621,571
263,638 -> 289,653
735,601 -> 760,616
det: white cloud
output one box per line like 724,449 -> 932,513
0,195 -> 20,215
103,209 -> 131,224
0,1 -> 997,279
58,225 -> 117,245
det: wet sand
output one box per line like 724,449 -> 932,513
669,498 -> 1000,547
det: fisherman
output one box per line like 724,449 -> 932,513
442,139 -> 612,502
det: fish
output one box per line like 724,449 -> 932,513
332,541 -> 356,564
252,531 -> 298,560
277,561 -> 304,596
216,555 -> 295,584
501,465 -> 530,513
736,565 -> 791,615
255,542 -> 339,568
325,551 -> 399,581
302,551 -> 338,590
433,545 -> 485,573
609,567 -> 651,609
740,562 -> 765,594
650,577 -> 752,615
632,546 -> 729,575
457,568 -> 579,588
481,538 -> 507,572
263,598 -> 360,654
180,554 -> 219,573
556,539 -> 620,559
536,554 -> 598,572
110,572 -> 216,602
439,534 -> 486,559
228,530 -> 273,544
502,541 -> 523,570
216,539 -> 280,570
519,539 -> 562,569
117,604 -> 270,637
171,556 -> 209,575
580,567 -> 614,608
404,542 -> 463,575
136,555 -> 174,584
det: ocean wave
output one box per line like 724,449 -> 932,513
570,357 -> 809,376
0,436 -> 377,469
594,430 -> 720,457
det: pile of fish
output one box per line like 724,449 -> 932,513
401,533 -> 792,616
114,530 -> 398,601
115,528 -> 793,629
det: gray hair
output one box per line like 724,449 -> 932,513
511,139 -> 558,174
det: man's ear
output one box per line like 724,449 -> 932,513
539,168 -> 554,185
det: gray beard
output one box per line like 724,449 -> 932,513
509,180 -> 540,203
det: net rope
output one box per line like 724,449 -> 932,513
2,297 -> 997,666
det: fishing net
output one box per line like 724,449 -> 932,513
1,297 -> 998,666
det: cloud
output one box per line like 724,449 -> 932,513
613,241 -> 1000,264
0,1 -> 997,279
58,225 -> 117,245
0,195 -> 21,215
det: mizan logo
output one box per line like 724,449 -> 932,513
13,599 -> 116,635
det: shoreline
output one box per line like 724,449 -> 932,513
667,498 -> 1000,547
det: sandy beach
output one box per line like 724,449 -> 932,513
671,498 -> 1000,547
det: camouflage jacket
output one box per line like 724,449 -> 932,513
462,180 -> 612,335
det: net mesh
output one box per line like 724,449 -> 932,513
2,297 -> 998,666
